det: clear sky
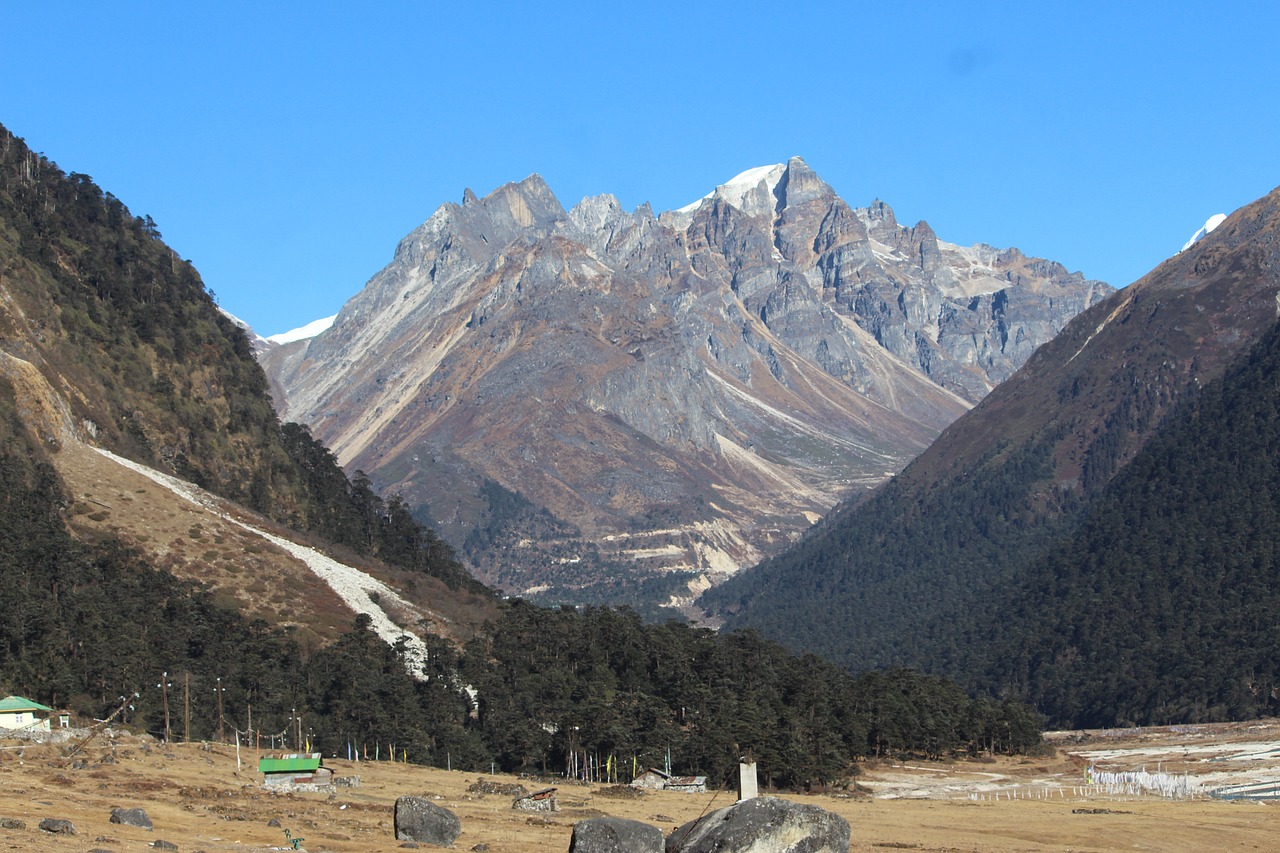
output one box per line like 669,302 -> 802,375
4,2 -> 1277,337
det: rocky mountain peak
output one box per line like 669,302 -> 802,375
772,156 -> 830,210
262,162 -> 1112,611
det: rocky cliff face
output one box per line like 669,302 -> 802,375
265,158 -> 1110,609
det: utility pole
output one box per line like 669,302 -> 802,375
160,672 -> 171,744
216,678 -> 225,743
183,673 -> 190,743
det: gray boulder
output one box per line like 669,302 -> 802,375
394,796 -> 461,846
110,807 -> 153,829
37,818 -> 77,835
666,796 -> 849,853
570,816 -> 663,853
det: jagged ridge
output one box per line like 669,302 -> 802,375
265,158 -> 1110,608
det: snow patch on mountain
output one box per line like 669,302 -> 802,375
89,444 -> 431,676
675,163 -> 787,215
1181,213 -> 1227,252
267,315 -> 337,344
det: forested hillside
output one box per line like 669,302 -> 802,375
0,122 -> 479,594
983,318 -> 1280,727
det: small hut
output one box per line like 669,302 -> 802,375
664,775 -> 708,793
0,696 -> 53,733
631,768 -> 672,790
258,753 -> 332,788
630,767 -> 707,793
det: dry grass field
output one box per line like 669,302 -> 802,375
3,723 -> 1279,853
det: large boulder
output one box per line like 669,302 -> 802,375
37,818 -> 77,835
570,816 -> 664,853
394,796 -> 461,846
110,807 -> 153,829
666,796 -> 849,853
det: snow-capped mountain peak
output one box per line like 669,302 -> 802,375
1181,213 -> 1227,252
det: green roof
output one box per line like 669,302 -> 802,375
0,695 -> 53,713
258,753 -> 322,774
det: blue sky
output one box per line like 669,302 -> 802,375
4,2 -> 1277,336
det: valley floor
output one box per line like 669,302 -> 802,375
2,721 -> 1279,852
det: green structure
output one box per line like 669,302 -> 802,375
0,696 -> 54,732
258,752 -> 331,787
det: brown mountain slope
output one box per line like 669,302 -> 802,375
908,182 -> 1280,495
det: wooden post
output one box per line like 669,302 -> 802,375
216,678 -> 224,743
161,672 -> 171,744
183,673 -> 190,743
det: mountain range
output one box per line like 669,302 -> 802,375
6,113 -> 1278,737
261,158 -> 1109,611
0,120 -> 1045,767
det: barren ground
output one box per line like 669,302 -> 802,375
3,721 -> 1279,853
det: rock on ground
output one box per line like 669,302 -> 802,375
570,816 -> 664,853
110,807 -> 153,829
665,796 -> 849,853
394,795 -> 462,846
38,818 -> 77,835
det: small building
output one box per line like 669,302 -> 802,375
664,775 -> 708,793
0,696 -> 53,733
630,768 -> 707,793
631,768 -> 673,790
258,753 -> 332,788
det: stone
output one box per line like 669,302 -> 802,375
37,818 -> 76,835
151,840 -> 178,850
665,796 -> 849,853
394,796 -> 461,846
570,816 -> 664,853
0,817 -> 26,830
110,807 -> 153,830
512,788 -> 558,811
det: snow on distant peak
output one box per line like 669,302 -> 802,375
267,315 -> 337,345
674,163 -> 788,215
1181,213 -> 1227,252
